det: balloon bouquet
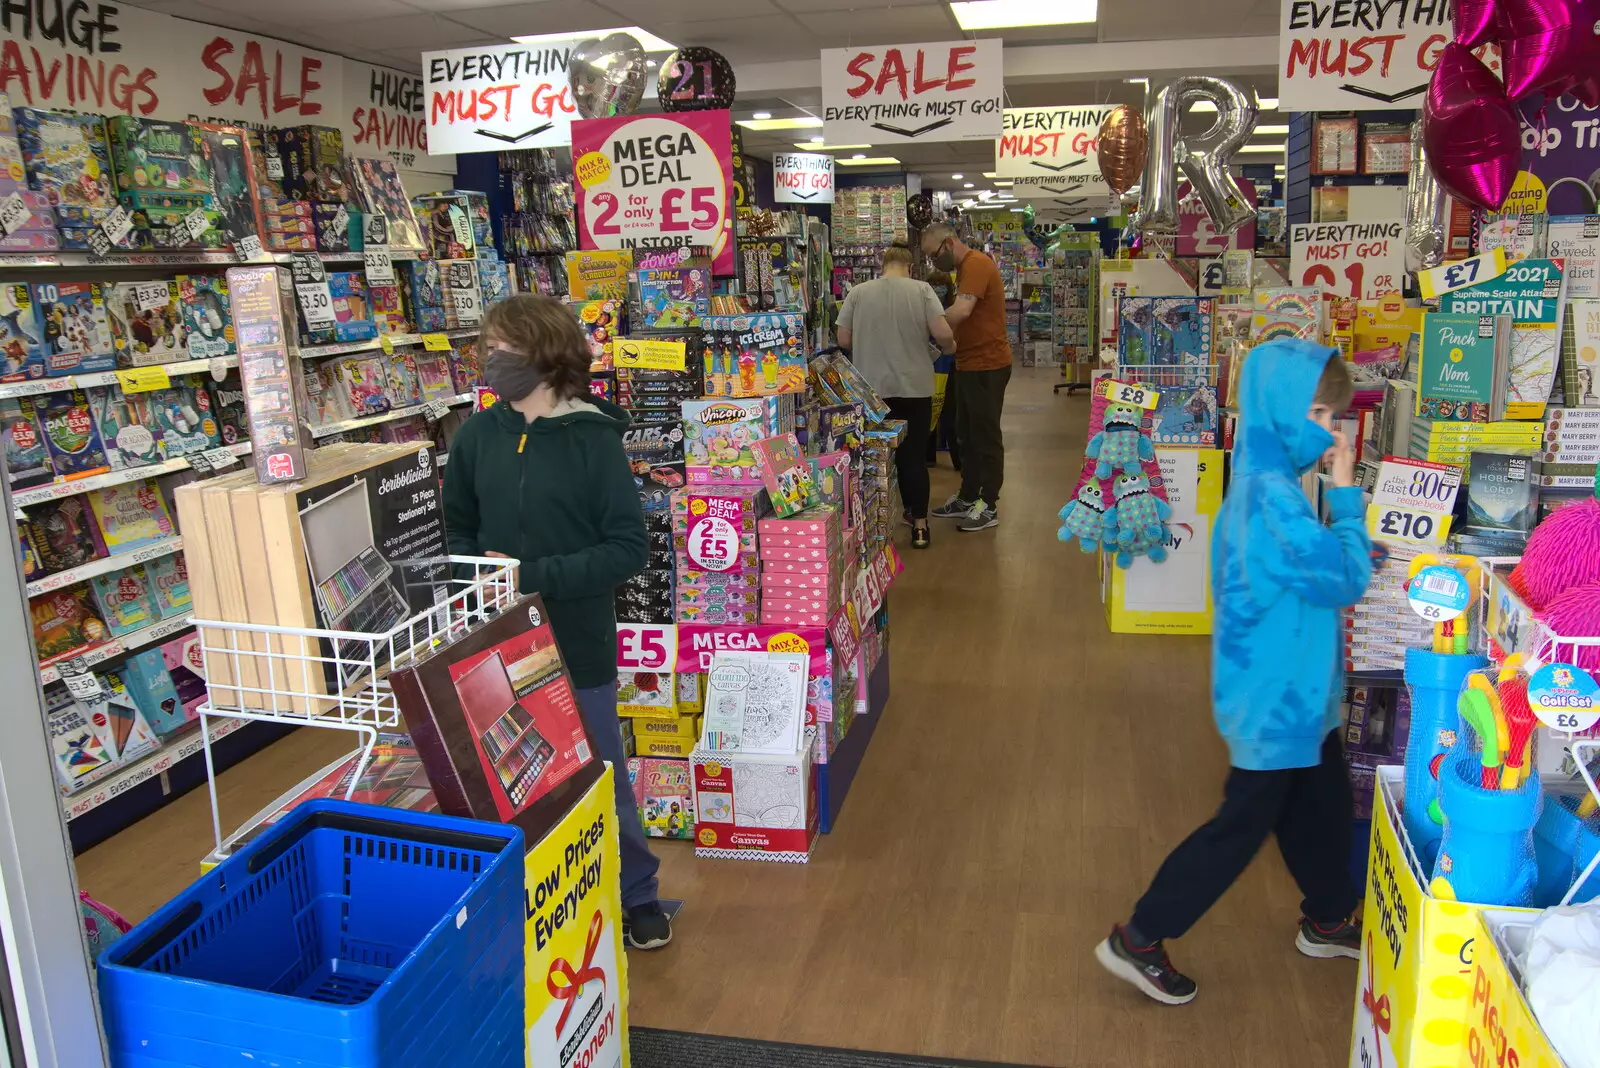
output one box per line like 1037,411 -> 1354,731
567,34 -> 738,117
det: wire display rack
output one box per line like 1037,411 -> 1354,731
191,556 -> 519,853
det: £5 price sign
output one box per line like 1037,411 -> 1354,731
571,111 -> 735,276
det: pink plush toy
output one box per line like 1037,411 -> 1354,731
1535,580 -> 1600,671
1510,498 -> 1600,610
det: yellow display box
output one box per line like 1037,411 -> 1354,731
1459,910 -> 1569,1068
1349,767 -> 1537,1068
1101,448 -> 1222,635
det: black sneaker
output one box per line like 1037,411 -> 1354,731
624,902 -> 673,950
1296,916 -> 1360,959
931,495 -> 976,519
911,524 -> 930,549
957,505 -> 998,532
1094,925 -> 1198,1005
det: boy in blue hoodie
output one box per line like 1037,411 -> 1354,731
1096,340 -> 1373,1005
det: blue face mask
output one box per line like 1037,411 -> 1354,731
1288,418 -> 1335,475
484,348 -> 544,402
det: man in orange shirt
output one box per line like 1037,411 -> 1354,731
920,222 -> 1012,531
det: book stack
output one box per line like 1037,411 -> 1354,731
1539,407 -> 1600,487
1408,419 -> 1542,465
1345,542 -> 1433,673
1415,313 -> 1512,423
759,507 -> 844,628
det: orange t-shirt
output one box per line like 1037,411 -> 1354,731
953,249 -> 1012,371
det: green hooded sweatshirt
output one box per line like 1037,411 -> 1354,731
442,396 -> 646,689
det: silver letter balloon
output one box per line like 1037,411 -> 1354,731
569,33 -> 650,120
1140,77 -> 1258,237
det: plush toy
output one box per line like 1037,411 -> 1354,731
1057,480 -> 1114,552
1086,401 -> 1154,479
1110,520 -> 1169,569
1105,472 -> 1172,548
1510,498 -> 1600,610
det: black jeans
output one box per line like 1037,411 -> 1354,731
1131,731 -> 1358,941
952,366 -> 1010,507
886,396 -> 932,519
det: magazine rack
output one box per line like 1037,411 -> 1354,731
192,555 -> 519,852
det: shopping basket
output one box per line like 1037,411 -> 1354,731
98,800 -> 525,1068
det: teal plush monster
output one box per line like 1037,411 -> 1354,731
1056,480 -> 1114,552
1086,402 -> 1155,479
1104,472 -> 1172,567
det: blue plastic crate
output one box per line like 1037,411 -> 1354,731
98,800 -> 524,1068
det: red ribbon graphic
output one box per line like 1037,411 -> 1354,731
547,909 -> 608,1037
1361,932 -> 1392,1068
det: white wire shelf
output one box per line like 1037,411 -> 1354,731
0,355 -> 239,401
39,614 -> 193,685
61,716 -> 245,822
25,536 -> 183,598
13,442 -> 252,508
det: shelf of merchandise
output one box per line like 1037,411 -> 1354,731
0,355 -> 240,401
0,249 -> 425,271
309,393 -> 473,439
25,535 -> 183,598
299,328 -> 478,361
13,442 -> 253,509
61,715 -> 246,822
38,613 -> 194,685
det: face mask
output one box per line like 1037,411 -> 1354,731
484,348 -> 544,402
932,240 -> 958,273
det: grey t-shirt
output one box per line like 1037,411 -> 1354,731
837,276 -> 945,399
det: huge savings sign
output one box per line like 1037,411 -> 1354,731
571,111 -> 735,276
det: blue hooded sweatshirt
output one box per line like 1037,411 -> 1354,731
1213,338 -> 1374,771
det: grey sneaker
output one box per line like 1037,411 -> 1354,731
1095,925 -> 1198,1005
958,504 -> 998,532
1296,916 -> 1360,959
931,495 -> 976,519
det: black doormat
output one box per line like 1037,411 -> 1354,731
630,1029 -> 1046,1068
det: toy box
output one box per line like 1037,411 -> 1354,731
177,275 -> 234,359
146,383 -> 220,457
106,117 -> 210,197
628,757 -> 695,839
14,108 -> 117,215
682,397 -> 788,484
312,201 -> 353,253
31,282 -> 113,376
574,300 -> 625,366
159,633 -> 207,719
449,337 -> 482,393
413,351 -> 455,403
691,729 -> 819,862
144,553 -> 191,618
121,646 -> 190,736
90,564 -> 162,637
105,281 -> 188,367
205,371 -> 248,446
0,283 -> 47,382
369,284 -> 409,335
191,123 -> 265,250
45,684 -> 116,793
622,420 -> 686,513
35,389 -> 110,477
2,397 -> 53,488
86,481 -> 175,552
635,262 -> 710,328
707,312 -> 807,397
307,272 -> 378,343
810,353 -> 888,424
385,350 -> 422,408
477,258 -> 512,306
752,433 -> 817,518
676,603 -> 762,625
617,670 -> 678,719
567,251 -> 633,300
31,585 -> 110,664
414,194 -> 475,260
87,386 -> 164,470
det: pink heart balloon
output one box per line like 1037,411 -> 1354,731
1455,0 -> 1507,47
1424,44 -> 1521,212
1501,0 -> 1600,100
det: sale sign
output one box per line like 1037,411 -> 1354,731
1278,0 -> 1466,110
1177,180 -> 1258,256
995,107 -> 1117,200
821,39 -> 1003,144
772,153 -> 835,204
571,111 -> 734,276
1290,219 -> 1405,299
422,42 -> 582,154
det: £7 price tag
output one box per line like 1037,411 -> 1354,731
616,623 -> 677,672
1100,379 -> 1160,410
1417,248 -> 1508,299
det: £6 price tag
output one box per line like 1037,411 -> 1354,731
617,623 -> 677,672
1406,564 -> 1470,622
1528,662 -> 1600,733
1100,379 -> 1160,410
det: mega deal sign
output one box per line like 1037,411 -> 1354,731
995,106 -> 1117,200
772,152 -> 834,204
571,110 -> 735,275
1278,0 -> 1490,110
422,42 -> 579,155
821,38 -> 1002,143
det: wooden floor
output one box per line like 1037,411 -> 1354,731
77,368 -> 1356,1066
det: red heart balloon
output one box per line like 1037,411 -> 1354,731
1424,44 -> 1521,212
1455,0 -> 1507,47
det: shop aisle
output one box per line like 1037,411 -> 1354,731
627,367 -> 1356,1066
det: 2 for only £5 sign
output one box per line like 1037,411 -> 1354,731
571,111 -> 735,276
821,39 -> 1003,143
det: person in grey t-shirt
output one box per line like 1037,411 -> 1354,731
835,245 -> 956,548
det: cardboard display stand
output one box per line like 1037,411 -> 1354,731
1464,910 -> 1571,1068
1101,448 -> 1223,635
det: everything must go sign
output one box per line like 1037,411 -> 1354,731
994,107 -> 1118,200
821,38 -> 1002,143
772,152 -> 835,204
422,41 -> 582,155
1277,0 -> 1465,111
1290,219 -> 1406,299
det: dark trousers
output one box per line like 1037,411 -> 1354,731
574,680 -> 660,910
885,396 -> 933,519
1131,731 -> 1358,941
952,366 -> 1011,506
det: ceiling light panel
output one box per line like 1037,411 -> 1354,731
950,0 -> 1098,29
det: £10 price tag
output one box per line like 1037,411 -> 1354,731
363,246 -> 396,286
1367,503 -> 1450,545
1528,663 -> 1600,733
1100,379 -> 1160,410
0,192 -> 31,237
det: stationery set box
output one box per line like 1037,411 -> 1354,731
391,595 -> 602,847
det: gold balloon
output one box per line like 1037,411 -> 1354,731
1097,105 -> 1148,197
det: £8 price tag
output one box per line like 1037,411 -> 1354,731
616,623 -> 677,672
1100,379 -> 1160,410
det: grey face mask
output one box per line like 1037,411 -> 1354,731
932,239 -> 958,273
484,348 -> 545,402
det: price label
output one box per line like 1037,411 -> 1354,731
184,207 -> 210,241
209,357 -> 230,382
364,215 -> 388,246
422,400 -> 451,422
132,280 -> 171,313
187,452 -> 213,474
235,234 -> 264,261
266,155 -> 284,179
333,204 -> 350,234
617,622 -> 678,672
201,446 -> 238,471
86,226 -> 112,257
451,285 -> 482,325
380,335 -> 395,355
1406,564 -> 1471,622
115,365 -> 172,394
422,333 -> 452,351
99,204 -> 132,248
1528,663 -> 1600,733
288,251 -> 325,285
62,670 -> 104,700
0,192 -> 31,237
687,515 -> 739,572
363,246 -> 396,286
1417,248 -> 1508,299
1100,379 -> 1160,410
296,281 -> 336,329
451,208 -> 472,248
1367,503 -> 1448,544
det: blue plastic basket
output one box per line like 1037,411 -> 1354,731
98,800 -> 525,1068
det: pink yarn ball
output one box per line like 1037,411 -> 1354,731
1514,498 -> 1600,610
1535,580 -> 1600,671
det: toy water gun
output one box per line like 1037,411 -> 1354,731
1406,553 -> 1483,655
1459,676 -> 1505,788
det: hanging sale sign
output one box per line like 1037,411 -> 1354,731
571,111 -> 735,276
1290,219 -> 1405,299
772,153 -> 835,204
422,41 -> 583,154
1278,0 -> 1464,111
821,39 -> 1003,144
1177,179 -> 1258,256
995,107 -> 1117,200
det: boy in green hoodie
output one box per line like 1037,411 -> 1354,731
442,294 -> 671,950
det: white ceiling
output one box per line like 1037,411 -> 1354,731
135,0 -> 1286,206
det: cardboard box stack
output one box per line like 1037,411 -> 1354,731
759,508 -> 843,627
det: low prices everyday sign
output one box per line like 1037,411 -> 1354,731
996,107 -> 1117,200
1290,219 -> 1404,298
772,152 -> 835,204
572,111 -> 734,275
821,38 -> 1002,143
422,41 -> 580,154
1278,0 -> 1463,110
